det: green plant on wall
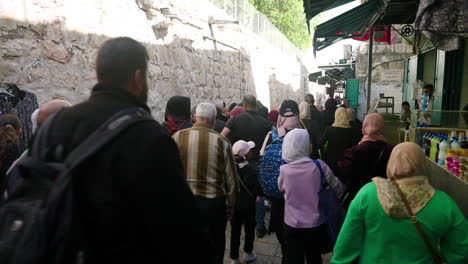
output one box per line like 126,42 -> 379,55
248,0 -> 322,50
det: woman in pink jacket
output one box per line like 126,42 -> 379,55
279,129 -> 344,264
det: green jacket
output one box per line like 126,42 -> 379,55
331,183 -> 468,264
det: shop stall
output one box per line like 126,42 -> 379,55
404,110 -> 468,218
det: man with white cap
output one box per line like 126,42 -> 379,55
230,140 -> 262,264
173,102 -> 238,264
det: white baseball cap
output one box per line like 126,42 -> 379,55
232,140 -> 255,157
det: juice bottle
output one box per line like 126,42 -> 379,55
430,134 -> 439,162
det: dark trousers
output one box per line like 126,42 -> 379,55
283,223 -> 324,264
269,198 -> 286,264
230,207 -> 256,259
196,197 -> 227,264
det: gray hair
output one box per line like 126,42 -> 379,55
196,102 -> 217,120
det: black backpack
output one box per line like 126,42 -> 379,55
0,107 -> 154,264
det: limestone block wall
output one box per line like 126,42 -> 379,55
354,30 -> 413,119
0,0 -> 308,121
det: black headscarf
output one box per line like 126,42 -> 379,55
323,98 -> 337,127
229,103 -> 237,112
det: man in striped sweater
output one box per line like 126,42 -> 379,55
173,102 -> 239,264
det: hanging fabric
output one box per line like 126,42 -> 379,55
0,84 -> 39,153
415,0 -> 468,51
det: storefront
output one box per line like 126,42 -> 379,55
307,0 -> 468,218
404,38 -> 468,219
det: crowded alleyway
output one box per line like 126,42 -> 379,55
1,1 -> 468,264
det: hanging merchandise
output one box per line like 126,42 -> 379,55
351,26 -> 397,45
415,0 -> 468,51
0,83 -> 39,153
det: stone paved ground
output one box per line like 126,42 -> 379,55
223,212 -> 333,264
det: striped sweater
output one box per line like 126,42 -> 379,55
173,122 -> 239,208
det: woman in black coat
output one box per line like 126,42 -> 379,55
319,107 -> 362,173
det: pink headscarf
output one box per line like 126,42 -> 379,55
347,108 -> 357,121
360,113 -> 386,144
277,112 -> 302,137
229,106 -> 245,119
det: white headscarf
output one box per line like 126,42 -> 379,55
282,128 -> 312,165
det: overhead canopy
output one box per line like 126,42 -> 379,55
302,0 -> 355,30
313,0 -> 419,52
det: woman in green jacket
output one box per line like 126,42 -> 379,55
331,142 -> 468,264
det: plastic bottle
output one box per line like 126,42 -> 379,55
438,138 -> 450,166
450,131 -> 457,143
422,132 -> 428,156
421,132 -> 427,154
451,137 -> 461,150
421,92 -> 429,111
461,137 -> 468,149
435,134 -> 442,163
426,133 -> 433,157
430,134 -> 440,162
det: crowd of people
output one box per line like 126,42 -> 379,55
0,37 -> 467,264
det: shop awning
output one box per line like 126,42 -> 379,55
313,0 -> 419,52
302,0 -> 355,30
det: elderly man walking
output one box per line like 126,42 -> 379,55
173,102 -> 239,264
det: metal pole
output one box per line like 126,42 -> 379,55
366,30 -> 374,113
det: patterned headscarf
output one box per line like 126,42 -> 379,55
372,142 -> 435,218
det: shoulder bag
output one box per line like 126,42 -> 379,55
390,178 -> 447,264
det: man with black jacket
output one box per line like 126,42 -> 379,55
43,37 -> 213,263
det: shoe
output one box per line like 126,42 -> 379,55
230,258 -> 240,264
256,225 -> 267,238
243,252 -> 257,263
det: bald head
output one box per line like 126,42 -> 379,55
37,99 -> 72,126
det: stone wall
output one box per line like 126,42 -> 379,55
354,29 -> 413,119
0,0 -> 308,121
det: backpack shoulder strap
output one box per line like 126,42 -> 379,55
260,131 -> 272,156
271,129 -> 282,142
299,119 -> 307,130
313,159 -> 326,187
64,107 -> 153,169
46,107 -> 154,203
